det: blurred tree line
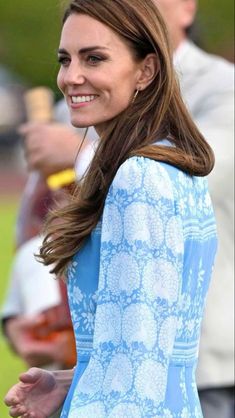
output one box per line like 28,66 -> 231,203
0,0 -> 65,97
0,0 -> 234,97
196,0 -> 234,60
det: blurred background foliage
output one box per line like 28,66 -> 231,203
0,0 -> 234,96
0,0 -> 68,98
196,0 -> 234,59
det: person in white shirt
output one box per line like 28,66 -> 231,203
1,100 -> 97,369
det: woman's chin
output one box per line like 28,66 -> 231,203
70,118 -> 93,129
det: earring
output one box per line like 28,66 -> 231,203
132,89 -> 139,103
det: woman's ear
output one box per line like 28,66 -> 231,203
137,54 -> 159,90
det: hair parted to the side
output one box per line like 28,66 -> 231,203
39,0 -> 214,276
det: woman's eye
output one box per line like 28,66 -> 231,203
87,55 -> 103,65
58,56 -> 70,66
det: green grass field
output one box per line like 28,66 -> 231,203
0,199 -> 26,417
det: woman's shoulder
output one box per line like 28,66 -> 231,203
110,155 -> 209,206
105,156 -> 214,230
112,155 -> 184,193
106,156 -> 180,209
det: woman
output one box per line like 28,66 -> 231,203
5,0 -> 217,417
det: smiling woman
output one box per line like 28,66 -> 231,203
4,1 -> 217,418
57,13 -> 158,132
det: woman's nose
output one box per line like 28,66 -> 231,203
64,62 -> 86,85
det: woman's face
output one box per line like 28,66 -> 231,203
57,14 -> 143,133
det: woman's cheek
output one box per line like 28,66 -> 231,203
57,70 -> 64,93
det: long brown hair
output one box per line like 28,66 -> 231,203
39,0 -> 214,275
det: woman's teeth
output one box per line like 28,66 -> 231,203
71,95 -> 96,104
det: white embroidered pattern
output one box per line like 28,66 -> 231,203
103,354 -> 133,395
122,303 -> 158,350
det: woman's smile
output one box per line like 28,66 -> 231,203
69,94 -> 99,107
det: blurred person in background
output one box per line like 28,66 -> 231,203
154,1 -> 234,417
1,98 -> 97,368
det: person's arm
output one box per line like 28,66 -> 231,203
19,121 -> 98,182
4,367 -> 74,418
3,314 -> 76,368
19,122 -> 84,177
188,66 -> 234,198
1,238 -> 75,368
65,157 -> 184,416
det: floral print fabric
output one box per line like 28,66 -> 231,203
61,156 -> 217,418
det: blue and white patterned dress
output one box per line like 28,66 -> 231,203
61,155 -> 217,418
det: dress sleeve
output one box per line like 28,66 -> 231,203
69,157 -> 184,418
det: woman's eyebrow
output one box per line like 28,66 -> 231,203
57,46 -> 110,55
78,46 -> 110,54
58,48 -> 69,55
